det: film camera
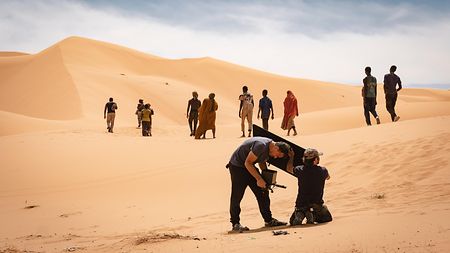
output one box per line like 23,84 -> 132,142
261,169 -> 286,192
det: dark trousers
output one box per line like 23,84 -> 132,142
229,164 -> 272,225
188,111 -> 198,134
262,118 -> 269,130
289,203 -> 332,225
142,121 -> 151,136
363,97 -> 378,125
385,93 -> 398,121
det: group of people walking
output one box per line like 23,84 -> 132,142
362,65 -> 402,126
135,99 -> 155,136
186,85 -> 299,139
103,97 -> 155,136
238,85 -> 299,137
104,65 -> 402,135
186,92 -> 219,139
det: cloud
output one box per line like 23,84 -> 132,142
0,0 -> 449,86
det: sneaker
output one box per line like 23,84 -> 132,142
265,218 -> 287,227
376,117 -> 381,125
232,223 -> 249,232
290,211 -> 305,226
394,116 -> 400,122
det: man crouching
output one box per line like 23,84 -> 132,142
286,148 -> 332,225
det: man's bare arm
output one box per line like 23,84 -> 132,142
245,151 -> 266,188
286,149 -> 295,174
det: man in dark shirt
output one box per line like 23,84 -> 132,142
187,91 -> 201,136
103,97 -> 118,133
384,65 -> 402,122
362,66 -> 380,126
227,137 -> 290,232
286,148 -> 332,225
257,89 -> 274,130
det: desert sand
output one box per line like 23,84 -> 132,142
0,36 -> 449,253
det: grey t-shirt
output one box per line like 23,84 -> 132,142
229,137 -> 272,167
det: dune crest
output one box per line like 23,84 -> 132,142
2,36 -> 449,131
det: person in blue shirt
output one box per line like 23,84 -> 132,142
257,89 -> 274,130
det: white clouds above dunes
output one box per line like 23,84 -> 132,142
1,0 -> 449,86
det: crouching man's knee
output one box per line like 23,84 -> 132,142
290,207 -> 314,225
313,204 -> 333,223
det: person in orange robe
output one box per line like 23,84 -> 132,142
281,90 -> 299,136
195,93 -> 218,139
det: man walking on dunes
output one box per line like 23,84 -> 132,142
187,91 -> 201,136
104,97 -> 118,133
257,89 -> 274,131
239,85 -> 254,137
135,99 -> 144,128
384,65 -> 402,122
362,67 -> 380,126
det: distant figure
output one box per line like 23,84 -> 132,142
187,91 -> 202,136
281,90 -> 298,136
286,148 -> 332,225
104,97 -> 118,133
384,65 -> 402,122
195,93 -> 218,139
226,137 -> 290,232
239,85 -> 254,137
257,89 -> 274,131
362,67 -> 380,126
135,99 -> 145,128
141,103 -> 154,136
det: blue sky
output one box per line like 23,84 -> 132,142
1,0 -> 449,88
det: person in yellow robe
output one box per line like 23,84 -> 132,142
195,93 -> 218,139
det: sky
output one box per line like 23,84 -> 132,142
1,0 -> 450,88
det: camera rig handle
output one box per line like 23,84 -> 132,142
265,183 -> 287,193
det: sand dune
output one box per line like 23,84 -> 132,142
0,52 -> 29,57
0,36 -> 449,252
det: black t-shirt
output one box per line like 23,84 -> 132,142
293,165 -> 329,207
188,98 -> 201,112
383,73 -> 402,94
105,102 -> 117,113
